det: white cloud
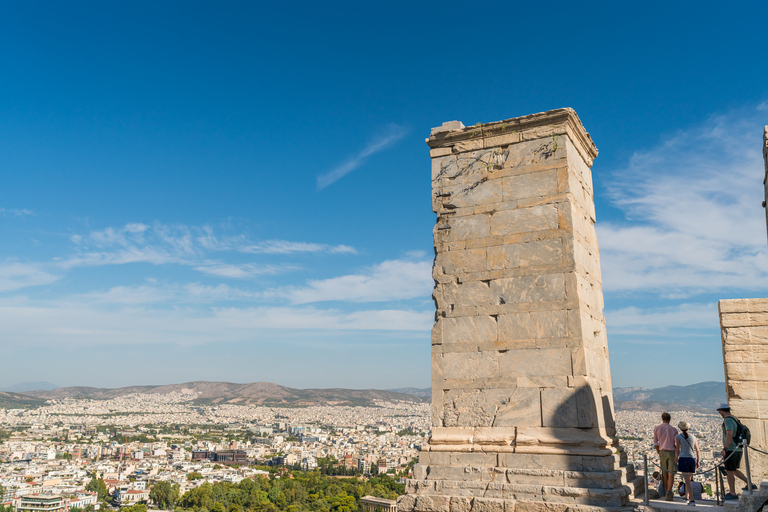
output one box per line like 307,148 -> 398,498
599,104 -> 768,295
240,240 -> 357,255
193,262 -> 285,279
73,283 -> 259,304
0,262 -> 60,292
0,208 -> 34,217
317,124 -> 408,189
605,303 -> 718,337
0,301 -> 432,347
60,222 -> 356,278
273,257 -> 433,304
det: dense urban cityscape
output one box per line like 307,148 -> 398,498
0,391 -> 732,512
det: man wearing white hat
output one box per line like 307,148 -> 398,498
717,403 -> 754,500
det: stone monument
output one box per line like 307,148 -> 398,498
398,109 -> 638,512
719,298 -> 768,482
718,125 -> 768,483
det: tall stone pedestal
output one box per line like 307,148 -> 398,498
720,299 -> 768,483
398,109 -> 635,512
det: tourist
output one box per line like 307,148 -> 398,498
677,481 -> 704,501
654,412 -> 678,501
717,403 -> 754,500
675,421 -> 701,505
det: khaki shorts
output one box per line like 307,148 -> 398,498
659,450 -> 677,473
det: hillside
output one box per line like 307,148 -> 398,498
613,381 -> 726,411
0,391 -> 46,409
11,381 -> 727,411
21,381 -> 426,407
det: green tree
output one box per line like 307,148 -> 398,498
151,481 -> 181,509
85,477 -> 108,501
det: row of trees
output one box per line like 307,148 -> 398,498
153,471 -> 402,512
3,470 -> 401,512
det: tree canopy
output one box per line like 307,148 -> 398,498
178,471 -> 402,512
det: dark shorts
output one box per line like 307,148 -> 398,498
678,457 -> 696,474
724,450 -> 742,471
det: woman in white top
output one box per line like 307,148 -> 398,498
675,421 -> 702,505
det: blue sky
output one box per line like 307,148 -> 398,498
1,1 -> 768,390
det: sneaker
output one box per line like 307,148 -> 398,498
665,492 -> 674,501
743,484 -> 758,491
724,493 -> 739,500
688,500 -> 695,506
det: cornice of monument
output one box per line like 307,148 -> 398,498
426,107 -> 599,166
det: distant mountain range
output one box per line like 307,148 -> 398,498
0,381 -> 59,392
613,381 -> 726,412
0,381 -> 727,411
17,381 -> 426,407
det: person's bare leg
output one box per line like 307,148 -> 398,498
727,471 -> 736,495
683,474 -> 693,501
732,469 -> 748,484
665,472 -> 675,496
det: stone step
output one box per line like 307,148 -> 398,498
623,475 -> 647,498
420,464 -> 638,490
406,479 -> 631,507
632,497 -> 724,512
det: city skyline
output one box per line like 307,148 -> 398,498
2,2 -> 768,389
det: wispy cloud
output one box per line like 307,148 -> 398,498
0,262 -> 60,292
240,240 -> 357,255
606,303 -> 718,337
0,208 -> 34,217
270,256 -> 432,304
60,222 -> 355,278
599,104 -> 768,296
193,262 -> 286,279
317,124 -> 408,189
0,301 -> 432,347
72,283 -> 260,304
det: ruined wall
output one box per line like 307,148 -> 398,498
398,109 -> 637,512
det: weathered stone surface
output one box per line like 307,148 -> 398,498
502,170 -> 558,201
470,498 -> 506,512
415,495 -> 451,512
444,281 -> 492,308
399,494 -> 417,512
487,245 -> 520,270
490,205 -> 559,237
492,388 -> 541,427
450,497 -> 473,512
410,109 -> 624,509
441,316 -> 497,345
437,248 -> 487,275
518,239 -> 564,268
448,215 -> 492,242
497,311 -> 568,341
443,351 -> 499,380
489,275 -> 566,305
498,349 -> 571,378
720,297 -> 768,481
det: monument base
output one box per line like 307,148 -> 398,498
398,449 -> 641,511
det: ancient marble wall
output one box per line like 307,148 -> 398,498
720,298 -> 768,481
398,109 -> 638,512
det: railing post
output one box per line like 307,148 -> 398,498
715,467 -> 720,505
644,453 -> 650,506
719,464 -> 726,505
744,442 -> 754,495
